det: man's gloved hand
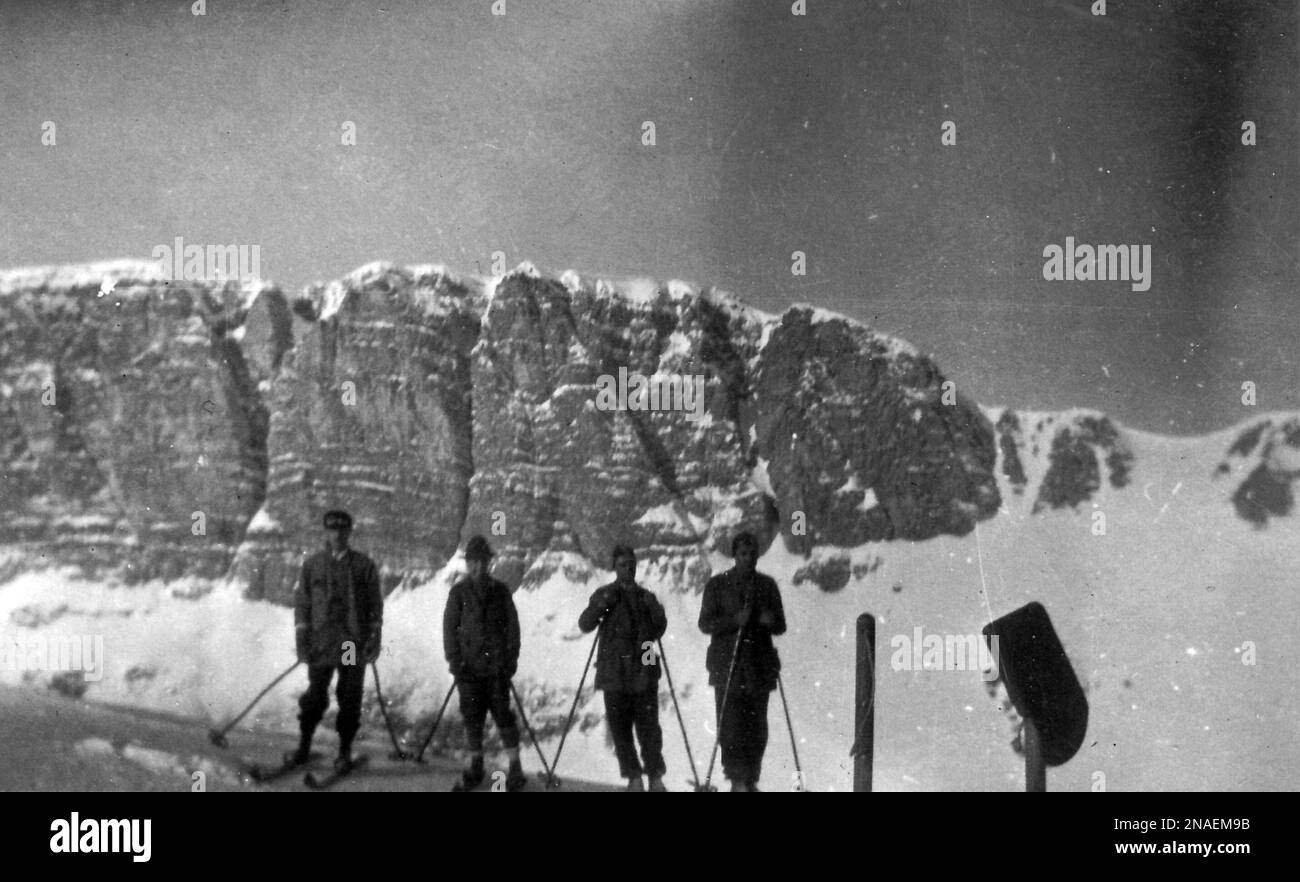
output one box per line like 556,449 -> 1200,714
363,627 -> 382,662
295,631 -> 309,664
756,610 -> 775,629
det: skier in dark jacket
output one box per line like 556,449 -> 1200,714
443,535 -> 526,791
578,545 -> 669,792
291,509 -> 383,774
699,531 -> 786,792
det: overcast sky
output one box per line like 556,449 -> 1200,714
1,0 -> 1296,434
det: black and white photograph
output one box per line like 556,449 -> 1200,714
0,0 -> 1293,853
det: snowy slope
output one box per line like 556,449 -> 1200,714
1,413 -> 1296,791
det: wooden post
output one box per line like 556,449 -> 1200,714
1024,716 -> 1047,792
853,613 -> 875,792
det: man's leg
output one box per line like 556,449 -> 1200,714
457,676 -> 489,786
743,689 -> 771,790
633,687 -> 666,790
334,663 -> 366,761
714,686 -> 749,789
604,691 -> 643,784
294,665 -> 333,763
487,676 -> 525,788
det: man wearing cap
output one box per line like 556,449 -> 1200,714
290,509 -> 383,774
698,531 -> 786,792
578,544 -> 669,792
443,535 -> 526,791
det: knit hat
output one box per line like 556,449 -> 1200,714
323,510 -> 353,530
465,535 -> 494,561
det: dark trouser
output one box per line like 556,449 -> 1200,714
604,688 -> 666,779
458,675 -> 520,752
299,663 -> 366,750
715,686 -> 770,786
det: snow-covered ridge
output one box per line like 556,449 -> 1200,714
980,402 -> 1300,531
312,259 -> 919,380
1,257 -> 920,373
0,258 -> 280,316
0,259 -> 169,295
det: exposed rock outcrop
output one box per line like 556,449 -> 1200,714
232,263 -> 482,601
752,307 -> 1001,548
0,262 -> 289,580
990,408 -> 1134,513
458,269 -> 775,591
1216,416 -> 1300,526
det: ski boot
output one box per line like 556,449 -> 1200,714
505,759 -> 528,792
453,755 -> 485,791
283,741 -> 312,768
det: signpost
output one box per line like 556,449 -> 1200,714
982,602 -> 1088,791
852,613 -> 875,792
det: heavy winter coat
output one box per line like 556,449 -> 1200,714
578,581 -> 668,694
443,576 -> 521,679
698,568 -> 786,692
294,548 -> 383,667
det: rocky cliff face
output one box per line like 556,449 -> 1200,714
232,263 -> 483,601
0,262 -> 289,581
455,267 -> 1004,593
458,268 -> 772,591
752,306 -> 1000,549
1,259 -> 1291,602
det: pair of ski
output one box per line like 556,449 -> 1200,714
244,751 -> 370,790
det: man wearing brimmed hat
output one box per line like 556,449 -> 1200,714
290,509 -> 383,774
578,544 -> 669,791
699,530 -> 786,792
443,534 -> 526,791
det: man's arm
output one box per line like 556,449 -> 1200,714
698,577 -> 733,635
758,577 -> 787,636
442,584 -> 463,674
293,559 -> 311,661
504,584 -> 521,677
578,587 -> 613,633
361,557 -> 383,659
645,589 -> 668,641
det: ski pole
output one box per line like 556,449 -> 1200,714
509,681 -> 558,787
208,661 -> 301,748
546,623 -> 601,787
370,662 -> 410,761
777,671 -> 805,791
657,638 -> 701,791
413,678 -> 459,764
701,622 -> 745,792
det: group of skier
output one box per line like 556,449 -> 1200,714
290,509 -> 787,792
